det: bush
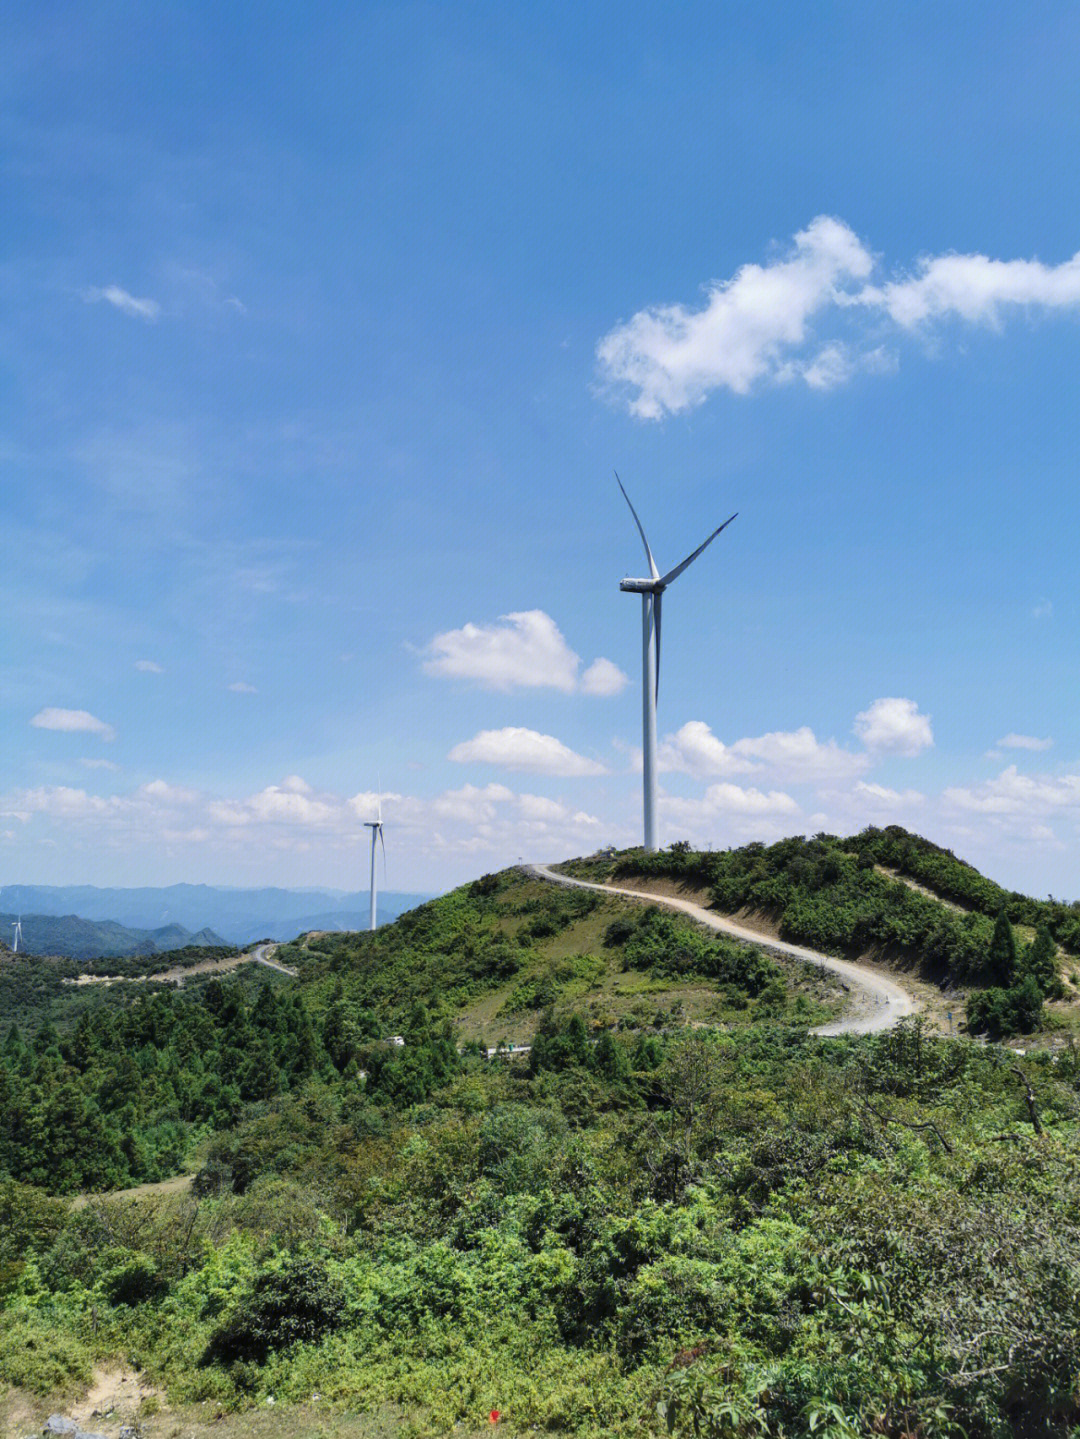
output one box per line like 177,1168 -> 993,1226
204,1258 -> 346,1364
0,1313 -> 92,1395
966,975 -> 1044,1038
101,1252 -> 168,1305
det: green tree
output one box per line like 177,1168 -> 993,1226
1021,924 -> 1060,997
986,911 -> 1018,985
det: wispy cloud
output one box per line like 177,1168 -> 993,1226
83,285 -> 161,321
135,659 -> 163,674
448,726 -> 608,776
998,733 -> 1053,752
943,765 -> 1080,817
228,681 -> 257,694
598,218 -> 1080,417
31,707 -> 115,741
423,611 -> 627,695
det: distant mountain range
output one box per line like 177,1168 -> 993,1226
0,883 -> 432,947
0,911 -> 228,961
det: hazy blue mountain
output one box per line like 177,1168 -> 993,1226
0,912 -> 229,961
0,884 -> 431,945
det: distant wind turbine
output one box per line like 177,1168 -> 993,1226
616,474 -> 737,852
11,917 -> 22,953
364,797 -> 386,932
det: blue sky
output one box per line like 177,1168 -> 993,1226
5,1 -> 1080,897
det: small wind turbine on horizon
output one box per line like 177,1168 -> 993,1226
616,474 -> 737,853
364,797 -> 386,932
11,917 -> 22,953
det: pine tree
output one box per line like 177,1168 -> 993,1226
1021,924 -> 1060,997
986,911 -> 1018,985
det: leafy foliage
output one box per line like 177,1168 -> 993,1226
607,832 -> 1069,993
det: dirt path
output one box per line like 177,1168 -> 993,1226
67,940 -> 298,987
528,865 -> 917,1036
70,1170 -> 193,1210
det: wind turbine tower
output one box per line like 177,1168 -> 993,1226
364,800 -> 385,932
11,918 -> 22,953
617,475 -> 736,852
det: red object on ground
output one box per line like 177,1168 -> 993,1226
489,1410 -> 501,1424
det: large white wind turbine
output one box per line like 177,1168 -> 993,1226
364,798 -> 386,932
11,917 -> 22,953
617,475 -> 736,852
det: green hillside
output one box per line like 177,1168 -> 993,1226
2,856 -> 1079,1439
565,829 -> 1075,1038
0,942 -> 244,1036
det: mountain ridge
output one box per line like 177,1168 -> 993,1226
0,883 -> 431,944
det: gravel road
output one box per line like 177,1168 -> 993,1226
527,864 -> 916,1036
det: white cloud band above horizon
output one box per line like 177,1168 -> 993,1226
597,216 -> 1080,417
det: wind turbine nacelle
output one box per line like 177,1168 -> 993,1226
620,578 -> 662,593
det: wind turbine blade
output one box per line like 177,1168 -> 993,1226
615,472 -> 660,581
658,513 -> 737,588
379,826 -> 387,882
653,590 -> 662,704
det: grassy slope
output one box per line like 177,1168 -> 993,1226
559,833 -> 1080,1033
276,868 -> 841,1042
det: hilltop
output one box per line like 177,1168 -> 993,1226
560,827 -> 1079,1038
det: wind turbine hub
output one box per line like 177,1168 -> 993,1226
620,578 -> 663,593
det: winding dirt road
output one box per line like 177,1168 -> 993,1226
527,864 -> 916,1036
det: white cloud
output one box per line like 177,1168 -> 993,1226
700,782 -> 800,815
424,610 -> 626,694
348,790 -> 404,819
662,783 -> 801,845
448,726 -> 608,776
83,285 -> 161,321
31,707 -> 116,741
998,733 -> 1053,752
598,218 -> 1080,417
0,773 -> 622,881
1032,599 -> 1054,619
851,780 -> 925,806
943,765 -> 1080,817
598,215 -> 874,417
853,698 -> 933,757
658,721 -> 758,778
429,783 -> 516,825
139,779 -> 199,804
80,757 -> 120,771
580,657 -> 629,696
228,681 -> 258,694
659,719 -> 866,782
135,659 -> 164,673
732,725 -> 868,782
861,250 -> 1080,329
209,783 -> 336,828
518,793 -> 570,822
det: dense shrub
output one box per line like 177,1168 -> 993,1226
204,1258 -> 346,1364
